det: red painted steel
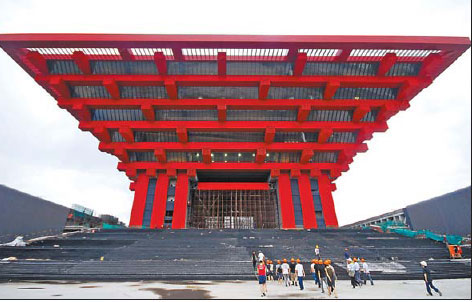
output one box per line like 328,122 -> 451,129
128,174 -> 149,227
317,174 -> 339,227
149,173 -> 169,229
197,182 -> 269,190
171,173 -> 189,229
298,173 -> 318,229
278,173 -> 296,229
0,34 -> 469,229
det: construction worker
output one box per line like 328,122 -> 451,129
295,259 -> 305,290
281,258 -> 290,287
314,244 -> 320,259
324,260 -> 338,298
361,259 -> 374,285
421,261 -> 442,296
257,259 -> 267,297
353,257 -> 362,286
290,258 -> 297,286
268,260 -> 274,281
310,259 -> 319,287
276,260 -> 283,284
317,259 -> 326,293
348,258 -> 357,288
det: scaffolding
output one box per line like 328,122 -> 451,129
189,189 -> 279,229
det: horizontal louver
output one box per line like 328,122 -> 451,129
327,131 -> 358,143
47,60 -> 82,74
303,63 -> 378,76
274,132 -> 318,143
167,152 -> 201,162
334,87 -> 398,100
129,151 -> 156,162
178,86 -> 258,99
167,62 -> 217,75
211,152 -> 255,162
91,109 -> 145,121
227,62 -> 293,75
189,132 -> 265,142
120,86 -> 168,99
361,109 -> 380,122
311,151 -> 339,163
227,110 -> 297,121
265,152 -> 301,163
386,63 -> 421,76
134,131 -> 178,142
70,86 -> 110,98
307,110 -> 353,122
155,109 -> 218,121
268,87 -> 323,99
91,61 -> 158,75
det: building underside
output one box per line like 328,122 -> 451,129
0,34 -> 469,229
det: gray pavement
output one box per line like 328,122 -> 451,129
0,278 -> 470,299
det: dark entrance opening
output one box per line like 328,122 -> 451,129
188,187 -> 279,229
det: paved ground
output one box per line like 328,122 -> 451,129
0,278 -> 470,299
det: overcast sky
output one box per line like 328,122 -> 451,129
0,0 -> 471,226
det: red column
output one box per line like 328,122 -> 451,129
128,174 -> 149,227
298,173 -> 318,229
317,174 -> 339,227
149,173 -> 169,229
171,173 -> 189,229
278,173 -> 296,229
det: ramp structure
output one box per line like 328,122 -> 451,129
0,34 -> 470,229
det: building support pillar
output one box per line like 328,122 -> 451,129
298,173 -> 318,229
150,173 -> 169,229
129,173 -> 149,227
278,173 -> 296,229
171,173 -> 189,229
317,174 -> 339,227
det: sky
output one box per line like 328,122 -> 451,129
0,0 -> 471,226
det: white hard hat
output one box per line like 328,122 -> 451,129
420,261 -> 427,267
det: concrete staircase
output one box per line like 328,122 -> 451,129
0,229 -> 470,281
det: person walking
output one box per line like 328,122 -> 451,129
290,258 -> 297,286
295,259 -> 305,290
314,245 -> 320,259
420,261 -> 442,296
276,260 -> 283,285
348,259 -> 357,288
258,250 -> 265,263
252,251 -> 258,272
361,259 -> 374,285
353,258 -> 362,286
344,248 -> 350,261
257,260 -> 267,297
317,259 -> 326,293
324,260 -> 338,298
310,259 -> 320,287
268,260 -> 274,281
281,258 -> 290,287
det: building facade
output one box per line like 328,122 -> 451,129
0,34 -> 470,229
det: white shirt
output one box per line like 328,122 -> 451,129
281,263 -> 290,274
362,262 -> 370,273
315,248 -> 320,255
310,263 -> 315,272
353,262 -> 360,271
258,252 -> 264,261
295,263 -> 305,277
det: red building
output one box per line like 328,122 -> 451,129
0,34 -> 470,229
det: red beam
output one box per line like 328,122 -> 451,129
318,128 -> 333,144
72,51 -> 91,74
317,174 -> 338,227
165,79 -> 177,99
324,81 -> 339,100
297,104 -> 311,122
300,149 -> 314,164
259,80 -> 270,100
154,149 -> 166,163
264,127 -> 275,144
278,173 -> 296,229
377,53 -> 397,76
217,104 -> 226,122
153,51 -> 167,75
103,79 -> 120,99
24,51 -> 48,75
171,173 -> 188,229
119,127 -> 134,143
298,173 -> 318,229
217,52 -> 226,76
141,104 -> 155,121
293,52 -> 307,76
150,173 -> 169,229
353,106 -> 371,122
197,182 -> 269,190
176,127 -> 188,143
128,174 -> 149,227
256,148 -> 266,163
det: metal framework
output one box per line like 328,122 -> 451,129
0,34 -> 469,229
